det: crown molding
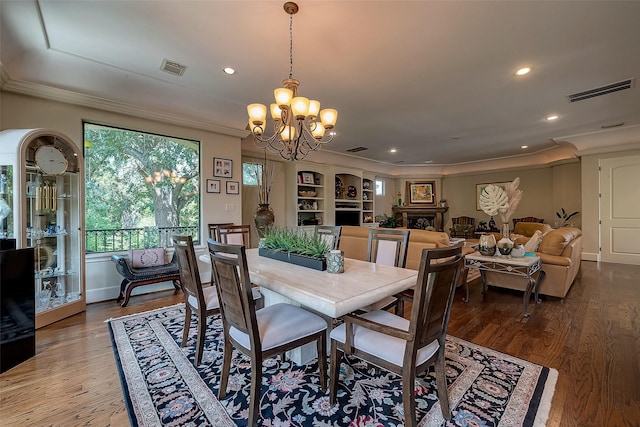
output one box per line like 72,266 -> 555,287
1,75 -> 248,139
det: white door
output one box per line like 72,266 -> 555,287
600,155 -> 640,264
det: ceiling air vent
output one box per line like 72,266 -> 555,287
346,146 -> 368,153
567,78 -> 634,103
160,59 -> 187,76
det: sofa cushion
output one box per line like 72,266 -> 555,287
538,227 -> 582,256
128,248 -> 168,268
524,230 -> 544,253
512,222 -> 552,237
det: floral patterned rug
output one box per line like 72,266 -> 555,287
108,304 -> 557,426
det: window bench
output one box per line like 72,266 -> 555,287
111,252 -> 181,307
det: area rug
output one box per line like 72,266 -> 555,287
107,304 -> 557,427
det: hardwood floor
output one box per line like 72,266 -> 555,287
1,261 -> 638,426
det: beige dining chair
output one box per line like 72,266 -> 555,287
208,240 -> 328,427
329,244 -> 464,426
314,225 -> 342,250
365,228 -> 410,311
217,224 -> 251,247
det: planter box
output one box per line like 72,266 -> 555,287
258,248 -> 327,271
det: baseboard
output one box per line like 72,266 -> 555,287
86,281 -> 176,304
581,252 -> 600,262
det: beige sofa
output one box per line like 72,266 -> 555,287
338,226 -> 479,281
485,226 -> 582,298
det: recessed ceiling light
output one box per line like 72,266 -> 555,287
223,67 -> 235,75
389,148 -> 397,153
546,115 -> 559,121
515,67 -> 531,76
423,160 -> 433,164
521,145 -> 528,149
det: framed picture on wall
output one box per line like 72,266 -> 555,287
206,179 -> 220,193
226,180 -> 239,194
214,158 -> 232,178
475,182 -> 510,210
406,181 -> 436,206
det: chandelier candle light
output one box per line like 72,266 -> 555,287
247,2 -> 338,161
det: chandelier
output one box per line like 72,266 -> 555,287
247,2 -> 338,161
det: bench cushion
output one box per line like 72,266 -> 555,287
128,248 -> 168,268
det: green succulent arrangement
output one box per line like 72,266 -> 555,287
261,227 -> 331,259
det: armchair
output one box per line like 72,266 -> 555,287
449,216 -> 476,239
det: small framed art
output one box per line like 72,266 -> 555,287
214,158 -> 232,178
226,181 -> 239,194
301,172 -> 315,185
206,179 -> 220,193
406,181 -> 436,206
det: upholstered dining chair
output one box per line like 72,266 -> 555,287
172,234 -> 220,366
314,225 -> 342,250
207,240 -> 328,427
364,228 -> 410,312
217,224 -> 252,247
512,216 -> 544,227
329,244 -> 464,426
449,216 -> 476,239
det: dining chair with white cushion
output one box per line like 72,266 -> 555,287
329,244 -> 464,426
208,240 -> 328,427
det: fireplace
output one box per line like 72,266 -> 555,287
391,206 -> 449,232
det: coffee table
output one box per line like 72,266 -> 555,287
464,252 -> 545,317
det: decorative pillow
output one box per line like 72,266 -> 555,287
524,230 -> 543,253
128,248 -> 167,268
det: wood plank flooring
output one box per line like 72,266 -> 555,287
1,260 -> 638,426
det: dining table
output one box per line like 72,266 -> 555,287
243,248 -> 419,364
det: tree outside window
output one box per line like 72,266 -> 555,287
84,123 -> 200,252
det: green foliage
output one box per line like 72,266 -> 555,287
261,227 -> 330,258
556,208 -> 579,226
377,214 -> 398,228
84,123 -> 200,231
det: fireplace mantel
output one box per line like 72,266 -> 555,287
392,206 -> 449,231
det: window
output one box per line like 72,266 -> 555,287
83,123 -> 200,252
375,179 -> 385,196
243,162 -> 263,185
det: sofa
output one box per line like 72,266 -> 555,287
337,226 -> 479,281
485,226 -> 582,298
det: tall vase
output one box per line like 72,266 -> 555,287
254,203 -> 275,238
497,223 -> 514,256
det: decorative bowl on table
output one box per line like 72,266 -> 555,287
298,190 -> 316,197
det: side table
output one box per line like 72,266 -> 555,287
464,252 -> 546,317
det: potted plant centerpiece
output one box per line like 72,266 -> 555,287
258,226 -> 331,271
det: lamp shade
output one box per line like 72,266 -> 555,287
320,109 -> 338,129
281,125 -> 296,142
270,103 -> 283,120
274,87 -> 293,107
248,103 -> 267,126
308,100 -> 320,119
291,97 -> 310,119
311,122 -> 325,139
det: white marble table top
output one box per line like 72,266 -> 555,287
244,248 -> 418,318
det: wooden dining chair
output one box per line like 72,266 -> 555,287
208,222 -> 233,240
364,228 -> 410,311
207,240 -> 328,426
329,244 -> 464,426
314,225 -> 342,250
172,234 -> 220,366
217,224 -> 252,247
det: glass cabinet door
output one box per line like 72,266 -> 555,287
27,168 -> 82,314
0,128 -> 86,328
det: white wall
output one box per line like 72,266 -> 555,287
2,91 -> 243,302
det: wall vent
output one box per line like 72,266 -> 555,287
601,122 -> 625,129
567,78 -> 634,103
160,59 -> 187,76
346,146 -> 368,153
